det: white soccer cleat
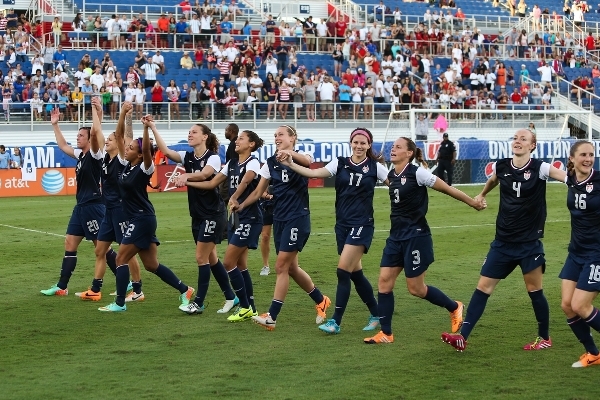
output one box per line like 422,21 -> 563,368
217,296 -> 239,314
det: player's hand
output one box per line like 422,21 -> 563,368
122,101 -> 133,113
276,150 -> 293,165
472,195 -> 487,211
50,107 -> 60,125
229,198 -> 241,212
174,173 -> 188,187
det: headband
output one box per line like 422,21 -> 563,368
136,137 -> 143,151
350,129 -> 372,144
283,124 -> 297,135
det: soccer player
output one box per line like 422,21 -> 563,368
279,127 -> 388,335
97,116 -> 194,312
364,137 -> 485,344
230,125 -> 332,331
441,128 -> 566,351
182,130 -> 264,322
559,141 -> 600,368
40,107 -> 105,296
75,100 -> 144,302
259,187 -> 273,276
148,122 -> 238,315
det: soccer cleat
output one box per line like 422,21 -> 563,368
572,352 -> 600,368
260,266 -> 270,276
252,312 -> 276,331
98,302 -> 126,312
362,315 -> 380,331
441,332 -> 467,352
226,307 -> 254,322
125,291 -> 145,302
109,281 -> 133,296
318,319 -> 341,334
179,302 -> 205,315
315,295 -> 331,324
216,296 -> 239,314
75,289 -> 102,301
450,301 -> 464,333
364,330 -> 394,344
40,285 -> 68,296
523,336 -> 552,350
180,286 -> 195,306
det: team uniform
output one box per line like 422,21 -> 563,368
559,170 -> 600,292
324,156 -> 389,254
366,164 -> 462,343
220,156 -> 263,249
481,158 -> 550,279
177,150 -> 237,315
318,156 -> 388,334
380,164 -> 437,275
41,147 -> 105,295
560,170 -> 600,367
443,158 -> 554,351
261,155 -> 311,253
97,153 -> 128,244
66,149 -> 106,240
178,150 -> 227,244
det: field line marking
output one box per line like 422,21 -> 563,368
0,223 -> 65,238
0,220 -> 570,243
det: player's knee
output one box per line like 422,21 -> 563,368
261,234 -> 270,244
378,274 -> 394,292
571,299 -> 593,318
561,298 -> 574,316
115,254 -> 128,266
407,282 -> 427,298
275,262 -> 289,275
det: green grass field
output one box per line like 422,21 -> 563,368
0,185 -> 597,400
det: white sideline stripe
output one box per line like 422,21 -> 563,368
0,223 -> 65,238
0,220 -> 570,243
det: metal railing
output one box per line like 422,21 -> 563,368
0,98 -> 578,132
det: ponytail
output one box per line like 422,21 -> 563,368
243,130 -> 264,151
195,123 -> 219,152
566,159 -> 574,176
414,147 -> 428,168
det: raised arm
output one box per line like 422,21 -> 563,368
142,124 -> 153,170
148,121 -> 182,163
50,107 -> 75,158
124,104 -> 134,142
277,152 -> 332,178
90,97 -> 105,154
115,102 -> 133,159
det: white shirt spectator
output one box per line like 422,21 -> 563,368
201,15 -> 211,30
317,81 -> 336,101
124,86 -> 136,102
152,54 -> 164,65
140,63 -> 160,80
359,25 -> 369,41
74,69 -> 90,88
90,72 -> 104,88
118,17 -> 130,33
351,87 -> 363,102
421,58 -> 431,74
316,22 -> 327,38
381,59 -> 393,78
189,18 -> 201,34
31,56 -> 44,74
375,78 -> 385,98
223,46 -> 238,62
537,65 -> 553,83
236,76 -> 249,93
249,75 -> 263,90
444,69 -> 455,83
264,56 -> 278,75
134,87 -> 145,104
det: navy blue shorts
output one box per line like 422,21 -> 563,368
335,224 -> 375,255
262,204 -> 274,226
66,203 -> 106,240
192,212 -> 226,244
97,206 -> 128,244
273,215 -> 311,254
228,220 -> 262,249
559,253 -> 600,292
121,215 -> 160,249
480,239 -> 546,279
380,235 -> 435,278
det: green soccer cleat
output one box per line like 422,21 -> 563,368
109,281 -> 133,296
98,302 -> 126,312
40,284 -> 68,296
226,307 -> 254,322
180,286 -> 195,307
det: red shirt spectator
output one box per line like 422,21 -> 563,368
336,20 -> 347,38
455,8 -> 466,19
586,34 -> 596,51
151,84 -> 163,102
510,89 -> 522,103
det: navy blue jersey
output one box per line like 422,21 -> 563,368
101,153 -> 126,209
388,164 -> 436,241
262,155 -> 310,222
178,150 -> 224,218
222,156 -> 262,223
118,162 -> 155,217
74,149 -> 103,205
567,170 -> 600,258
494,158 -> 548,243
325,156 -> 389,226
